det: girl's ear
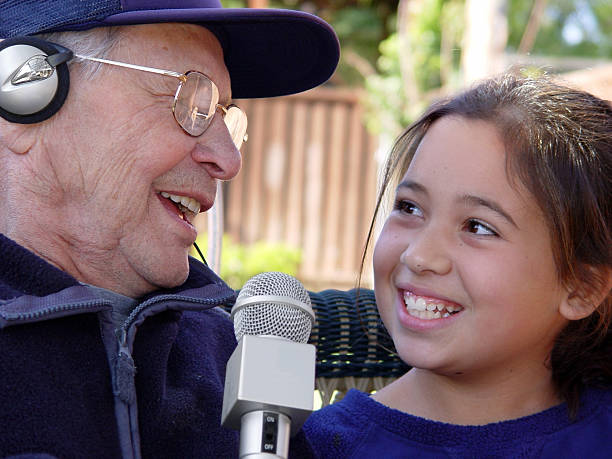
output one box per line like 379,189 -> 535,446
559,266 -> 612,321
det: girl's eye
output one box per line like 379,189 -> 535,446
463,219 -> 498,236
394,199 -> 423,217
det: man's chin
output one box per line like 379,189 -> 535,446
158,273 -> 189,290
134,255 -> 191,296
152,266 -> 190,290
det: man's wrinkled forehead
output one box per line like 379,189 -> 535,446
115,23 -> 231,101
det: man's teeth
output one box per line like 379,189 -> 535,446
160,191 -> 201,214
403,293 -> 462,320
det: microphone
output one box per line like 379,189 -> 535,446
221,272 -> 316,459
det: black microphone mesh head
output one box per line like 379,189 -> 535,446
231,272 -> 314,343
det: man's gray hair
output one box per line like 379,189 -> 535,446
35,27 -> 120,79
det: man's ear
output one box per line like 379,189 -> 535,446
0,121 -> 37,155
559,266 -> 612,321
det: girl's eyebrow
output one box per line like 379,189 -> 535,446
460,194 -> 518,228
396,180 -> 428,196
396,180 -> 518,229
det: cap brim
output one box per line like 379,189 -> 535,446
69,8 -> 339,99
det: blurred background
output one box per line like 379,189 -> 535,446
195,0 -> 612,292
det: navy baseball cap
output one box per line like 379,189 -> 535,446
0,0 -> 340,99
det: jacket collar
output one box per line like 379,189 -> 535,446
0,233 -> 79,299
0,233 -> 236,327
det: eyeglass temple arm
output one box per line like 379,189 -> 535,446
74,54 -> 184,80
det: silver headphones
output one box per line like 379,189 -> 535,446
0,36 -> 73,124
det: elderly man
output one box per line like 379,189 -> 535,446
0,1 -> 338,457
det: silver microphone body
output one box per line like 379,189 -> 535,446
221,272 -> 316,459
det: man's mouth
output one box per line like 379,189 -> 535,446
403,291 -> 463,320
160,191 -> 201,223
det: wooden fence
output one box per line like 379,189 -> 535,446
206,86 -> 380,290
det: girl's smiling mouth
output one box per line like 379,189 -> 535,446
402,290 -> 464,320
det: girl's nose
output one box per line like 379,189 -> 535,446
400,229 -> 452,276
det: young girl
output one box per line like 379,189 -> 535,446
300,74 -> 612,458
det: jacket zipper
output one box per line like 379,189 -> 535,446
0,300 -> 110,323
120,293 -> 234,338
113,292 -> 235,459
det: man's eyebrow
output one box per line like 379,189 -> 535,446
461,194 -> 518,228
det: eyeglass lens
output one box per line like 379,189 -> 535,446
224,105 -> 248,150
173,72 -> 247,149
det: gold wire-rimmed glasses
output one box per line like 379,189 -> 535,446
74,54 -> 248,149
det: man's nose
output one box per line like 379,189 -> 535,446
191,114 -> 242,180
400,225 -> 452,275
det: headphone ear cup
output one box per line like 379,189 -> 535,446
0,36 -> 70,124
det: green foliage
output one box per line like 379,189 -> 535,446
362,0 -> 612,140
192,234 -> 302,289
221,0 -> 398,85
220,0 -> 611,140
363,0 -> 463,139
508,0 -> 612,57
327,6 -> 389,85
406,0 -> 444,91
363,34 -> 412,137
221,0 -> 246,7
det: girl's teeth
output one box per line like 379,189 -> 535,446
408,309 -> 445,320
403,292 -> 462,320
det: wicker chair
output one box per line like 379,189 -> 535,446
308,289 -> 410,405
